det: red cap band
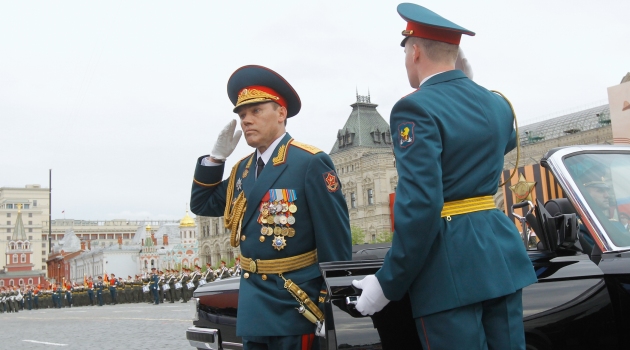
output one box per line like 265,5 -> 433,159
404,22 -> 462,45
236,85 -> 287,110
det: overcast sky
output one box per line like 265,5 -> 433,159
1,1 -> 628,221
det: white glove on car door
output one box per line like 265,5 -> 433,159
352,275 -> 390,316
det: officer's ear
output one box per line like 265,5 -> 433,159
273,102 -> 287,126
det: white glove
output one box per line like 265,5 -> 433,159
315,320 -> 325,338
351,275 -> 390,316
210,120 -> 242,161
455,47 -> 473,80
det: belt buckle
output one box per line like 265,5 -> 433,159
249,260 -> 257,273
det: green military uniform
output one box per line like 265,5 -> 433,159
190,65 -> 351,344
363,4 -> 539,349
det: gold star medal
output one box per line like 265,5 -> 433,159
509,174 -> 537,202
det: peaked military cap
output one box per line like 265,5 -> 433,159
397,3 -> 475,47
580,167 -> 609,189
227,65 -> 301,118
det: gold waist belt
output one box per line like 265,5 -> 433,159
441,195 -> 496,218
241,249 -> 318,274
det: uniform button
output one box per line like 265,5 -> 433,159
259,236 -> 265,242
261,274 -> 267,281
243,273 -> 249,279
241,235 -> 246,241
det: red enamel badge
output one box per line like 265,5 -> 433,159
323,171 -> 339,192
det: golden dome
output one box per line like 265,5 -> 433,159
179,211 -> 196,228
145,225 -> 152,231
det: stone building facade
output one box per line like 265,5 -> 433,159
0,184 -> 50,272
197,216 -> 240,268
329,94 -> 398,242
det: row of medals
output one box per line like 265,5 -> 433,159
258,200 -> 297,249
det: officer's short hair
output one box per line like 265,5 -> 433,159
406,37 -> 458,65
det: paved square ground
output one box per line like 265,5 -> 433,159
0,303 -> 194,349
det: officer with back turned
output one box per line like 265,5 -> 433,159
352,4 -> 537,349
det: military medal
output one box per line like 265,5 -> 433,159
272,236 -> 287,250
279,216 -> 287,225
282,203 -> 288,213
287,228 -> 296,237
236,178 -> 242,192
287,216 -> 295,225
274,226 -> 282,235
289,204 -> 297,213
261,226 -> 267,234
281,227 -> 288,236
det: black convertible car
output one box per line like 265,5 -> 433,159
187,145 -> 630,349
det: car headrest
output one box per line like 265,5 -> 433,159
545,198 -> 577,217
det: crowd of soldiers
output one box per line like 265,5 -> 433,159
0,260 -> 241,312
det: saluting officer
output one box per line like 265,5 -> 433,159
190,65 -> 351,349
352,4 -> 537,350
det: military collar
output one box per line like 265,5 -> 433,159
422,69 -> 467,87
257,132 -> 287,166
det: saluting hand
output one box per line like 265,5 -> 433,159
351,275 -> 390,316
210,119 -> 242,162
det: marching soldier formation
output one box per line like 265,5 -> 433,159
0,264 -> 233,313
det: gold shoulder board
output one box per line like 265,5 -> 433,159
290,140 -> 322,155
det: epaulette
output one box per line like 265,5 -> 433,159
290,140 -> 322,155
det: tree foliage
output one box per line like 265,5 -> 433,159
351,226 -> 365,245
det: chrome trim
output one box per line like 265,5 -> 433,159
544,145 -> 630,252
193,297 -> 199,321
187,326 -> 219,349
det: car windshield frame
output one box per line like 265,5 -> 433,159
544,145 -> 630,253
